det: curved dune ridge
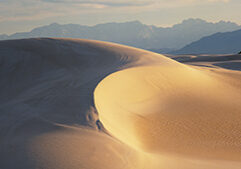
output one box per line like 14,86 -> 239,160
0,38 -> 241,169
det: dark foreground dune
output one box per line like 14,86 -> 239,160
0,38 -> 241,169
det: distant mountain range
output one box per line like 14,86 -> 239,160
172,29 -> 241,54
0,18 -> 240,50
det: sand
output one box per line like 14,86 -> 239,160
0,38 -> 240,169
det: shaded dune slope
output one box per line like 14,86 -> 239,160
0,38 -> 241,169
0,38 -> 163,169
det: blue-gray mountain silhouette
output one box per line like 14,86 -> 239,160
0,19 -> 240,50
172,29 -> 241,54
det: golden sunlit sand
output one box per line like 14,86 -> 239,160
0,38 -> 240,169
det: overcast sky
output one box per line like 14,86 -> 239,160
0,0 -> 240,34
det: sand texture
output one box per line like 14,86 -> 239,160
0,38 -> 240,169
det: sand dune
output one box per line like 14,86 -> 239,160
0,38 -> 240,169
167,54 -> 241,71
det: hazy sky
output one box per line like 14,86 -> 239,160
0,0 -> 240,34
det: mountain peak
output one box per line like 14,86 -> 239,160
127,20 -> 142,24
183,18 -> 206,23
49,22 -> 60,27
181,18 -> 207,25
